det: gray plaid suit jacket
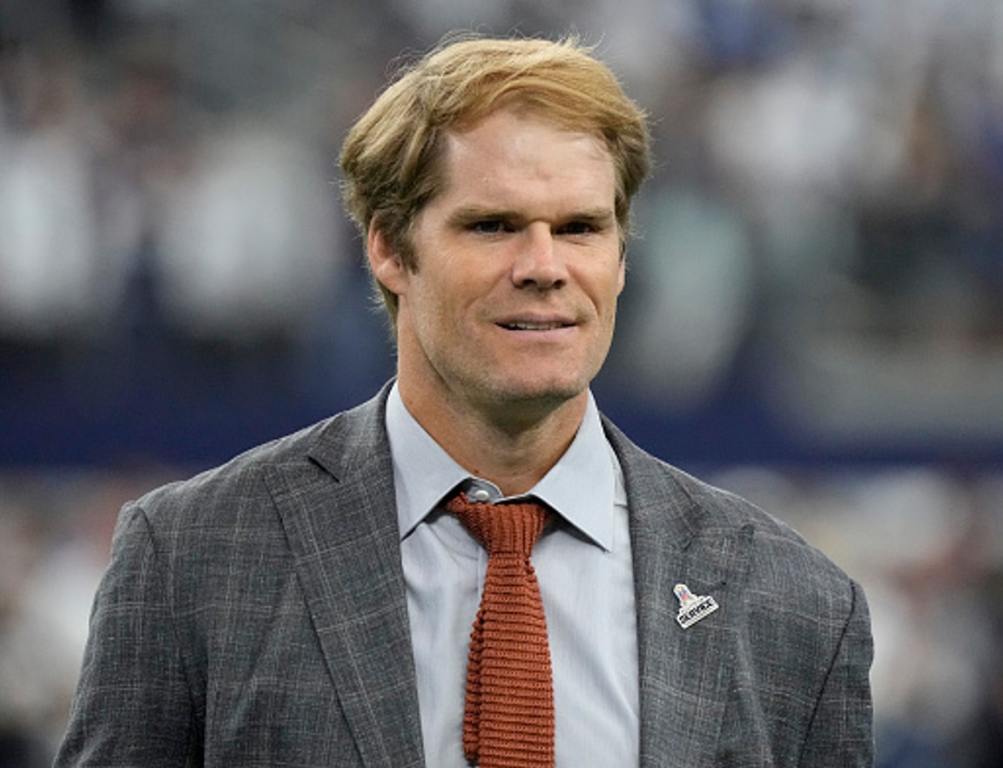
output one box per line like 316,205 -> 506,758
56,385 -> 873,767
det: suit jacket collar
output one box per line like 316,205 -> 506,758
264,382 -> 425,768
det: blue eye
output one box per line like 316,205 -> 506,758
558,221 -> 595,235
470,220 -> 509,234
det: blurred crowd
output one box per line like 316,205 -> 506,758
2,0 -> 1003,766
1,0 -> 1002,446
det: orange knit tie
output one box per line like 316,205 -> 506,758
446,492 -> 555,768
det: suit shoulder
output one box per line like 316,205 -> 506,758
663,461 -> 799,540
137,384 -> 389,531
134,386 -> 388,521
605,419 -> 856,594
670,461 -> 856,592
128,417 -> 327,529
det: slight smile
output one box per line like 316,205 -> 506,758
494,313 -> 577,332
497,320 -> 575,331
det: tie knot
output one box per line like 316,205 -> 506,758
446,492 -> 551,556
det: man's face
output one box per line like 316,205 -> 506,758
377,106 -> 624,421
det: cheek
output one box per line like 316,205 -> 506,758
606,293 -> 620,323
589,266 -> 625,317
415,276 -> 470,335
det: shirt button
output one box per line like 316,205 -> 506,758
470,488 -> 491,503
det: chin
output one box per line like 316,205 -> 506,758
484,376 -> 589,410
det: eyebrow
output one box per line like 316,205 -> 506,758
446,205 -> 616,228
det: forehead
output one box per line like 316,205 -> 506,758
433,107 -> 616,211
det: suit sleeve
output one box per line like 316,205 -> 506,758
798,579 -> 875,767
55,503 -> 200,766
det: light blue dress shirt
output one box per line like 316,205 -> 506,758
385,383 -> 640,767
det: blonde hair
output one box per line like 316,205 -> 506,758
339,35 -> 651,323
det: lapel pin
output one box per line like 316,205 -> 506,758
673,583 -> 719,629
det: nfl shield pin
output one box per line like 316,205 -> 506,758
673,583 -> 719,629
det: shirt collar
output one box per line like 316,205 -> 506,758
385,382 -> 619,552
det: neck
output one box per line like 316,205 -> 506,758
397,378 -> 588,497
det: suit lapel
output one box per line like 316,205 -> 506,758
265,390 -> 425,768
605,420 -> 752,768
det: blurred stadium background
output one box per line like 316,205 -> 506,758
1,0 -> 1002,765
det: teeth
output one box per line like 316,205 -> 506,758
504,321 -> 565,331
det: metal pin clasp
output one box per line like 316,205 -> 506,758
673,583 -> 719,629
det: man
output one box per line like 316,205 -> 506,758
56,36 -> 873,767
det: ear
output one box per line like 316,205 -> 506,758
616,251 -> 626,296
367,223 -> 410,297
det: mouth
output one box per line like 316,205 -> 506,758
496,320 -> 575,331
495,313 -> 577,332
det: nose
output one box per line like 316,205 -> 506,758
511,223 -> 568,290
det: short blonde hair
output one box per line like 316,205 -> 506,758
339,35 -> 651,323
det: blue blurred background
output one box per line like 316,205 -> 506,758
1,0 -> 1001,765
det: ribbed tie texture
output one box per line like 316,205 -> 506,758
446,492 -> 555,768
